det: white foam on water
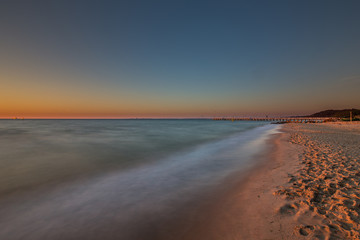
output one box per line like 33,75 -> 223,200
0,124 -> 279,240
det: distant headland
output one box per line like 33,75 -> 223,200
304,108 -> 360,119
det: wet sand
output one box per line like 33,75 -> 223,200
184,122 -> 360,240
0,124 -> 278,240
1,122 -> 359,239
219,122 -> 360,239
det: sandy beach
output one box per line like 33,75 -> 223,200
145,122 -> 360,240
219,122 -> 360,239
1,121 -> 359,240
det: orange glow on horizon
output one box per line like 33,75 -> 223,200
1,69 -> 358,119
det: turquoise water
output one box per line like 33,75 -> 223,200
0,119 -> 278,240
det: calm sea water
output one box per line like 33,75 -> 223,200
0,119 -> 278,240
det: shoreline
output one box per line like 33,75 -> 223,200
223,122 -> 360,239
153,124 -> 293,240
192,123 -> 302,239
1,122 -> 359,239
181,122 -> 360,239
0,122 -> 276,240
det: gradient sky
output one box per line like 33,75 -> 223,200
1,0 -> 359,118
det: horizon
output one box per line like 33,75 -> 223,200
2,108 -> 358,120
1,1 -> 359,118
1,107 -> 358,119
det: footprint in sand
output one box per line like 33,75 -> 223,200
278,203 -> 299,215
298,225 -> 314,236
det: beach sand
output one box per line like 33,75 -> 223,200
1,122 -> 359,240
273,123 -> 360,239
226,122 -> 360,239
182,122 -> 360,240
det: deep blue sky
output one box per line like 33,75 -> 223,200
1,0 -> 359,117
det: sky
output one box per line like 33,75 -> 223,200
1,0 -> 359,118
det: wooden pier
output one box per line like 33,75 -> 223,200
212,117 -> 337,123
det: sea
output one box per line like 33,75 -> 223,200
0,119 -> 279,240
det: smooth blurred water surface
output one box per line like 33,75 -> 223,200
0,119 -> 277,240
0,119 -> 266,195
